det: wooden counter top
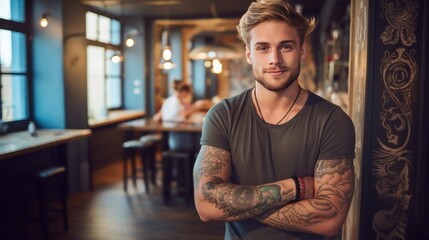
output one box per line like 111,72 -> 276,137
0,129 -> 91,161
118,118 -> 203,133
88,110 -> 145,128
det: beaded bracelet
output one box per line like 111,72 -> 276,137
291,176 -> 300,201
298,176 -> 305,200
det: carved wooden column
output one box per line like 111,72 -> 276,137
357,0 -> 429,239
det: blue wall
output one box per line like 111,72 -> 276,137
32,0 -> 65,128
124,20 -> 145,110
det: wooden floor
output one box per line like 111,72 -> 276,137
28,160 -> 225,240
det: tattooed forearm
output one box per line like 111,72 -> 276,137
194,145 -> 296,221
262,203 -> 320,232
259,159 -> 355,234
201,176 -> 291,220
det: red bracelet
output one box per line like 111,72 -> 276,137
298,177 -> 305,200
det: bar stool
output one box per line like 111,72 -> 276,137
140,133 -> 162,184
30,166 -> 68,240
122,138 -> 157,193
162,150 -> 195,205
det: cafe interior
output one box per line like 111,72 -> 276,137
0,0 -> 428,239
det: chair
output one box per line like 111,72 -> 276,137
140,133 -> 162,184
122,135 -> 159,193
162,150 -> 195,205
161,131 -> 201,205
30,166 -> 68,240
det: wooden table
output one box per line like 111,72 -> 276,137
0,129 -> 91,161
117,118 -> 203,133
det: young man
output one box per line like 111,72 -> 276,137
193,0 -> 356,239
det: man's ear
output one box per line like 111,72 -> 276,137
300,42 -> 308,61
245,46 -> 252,64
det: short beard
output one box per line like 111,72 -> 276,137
254,65 -> 301,92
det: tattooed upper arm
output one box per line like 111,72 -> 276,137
193,145 -> 231,190
313,158 -> 355,205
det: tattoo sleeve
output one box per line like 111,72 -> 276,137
258,159 -> 355,235
193,145 -> 295,221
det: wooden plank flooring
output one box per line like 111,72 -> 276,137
27,160 -> 225,240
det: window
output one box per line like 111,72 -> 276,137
0,0 -> 29,128
86,12 -> 122,120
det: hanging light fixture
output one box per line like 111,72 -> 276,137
124,29 -> 139,48
161,30 -> 172,60
125,35 -> 135,47
39,13 -> 49,28
188,42 -> 241,60
159,27 -> 176,70
189,42 -> 240,74
111,51 -> 124,63
211,59 -> 222,74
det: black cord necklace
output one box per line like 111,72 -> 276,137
253,85 -> 301,125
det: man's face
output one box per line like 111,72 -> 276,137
245,20 -> 305,91
177,90 -> 191,104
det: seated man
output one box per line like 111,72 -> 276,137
154,82 -> 209,151
153,82 -> 210,123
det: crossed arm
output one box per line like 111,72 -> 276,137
193,145 -> 355,237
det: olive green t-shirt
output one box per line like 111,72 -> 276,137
200,88 -> 355,240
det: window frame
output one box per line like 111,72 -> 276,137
0,0 -> 32,133
85,11 -> 124,119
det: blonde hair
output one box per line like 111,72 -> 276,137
237,0 -> 316,46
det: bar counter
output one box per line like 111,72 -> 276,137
0,129 -> 91,161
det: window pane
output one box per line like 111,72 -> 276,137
0,0 -> 25,22
1,75 -> 28,121
106,49 -> 120,75
111,19 -> 121,45
87,45 -> 106,119
86,12 -> 98,41
98,15 -> 111,43
106,77 -> 121,108
106,49 -> 121,108
0,30 -> 27,72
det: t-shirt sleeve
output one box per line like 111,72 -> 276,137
318,107 -> 356,160
200,101 -> 231,152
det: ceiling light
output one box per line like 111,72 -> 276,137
211,59 -> 222,74
159,29 -> 175,70
125,35 -> 135,47
189,43 -> 241,60
159,60 -> 175,70
124,29 -> 139,48
162,46 -> 172,60
111,51 -> 124,63
40,13 -> 49,28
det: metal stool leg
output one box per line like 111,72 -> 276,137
131,150 -> 137,188
141,148 -> 150,193
162,155 -> 172,205
123,149 -> 129,192
37,181 -> 50,240
60,173 -> 68,230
